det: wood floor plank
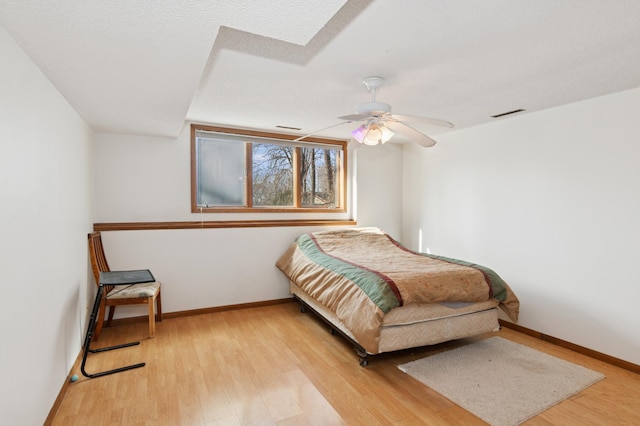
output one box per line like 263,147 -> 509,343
50,302 -> 640,425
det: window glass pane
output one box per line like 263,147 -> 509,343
252,143 -> 293,206
196,137 -> 245,206
300,147 -> 339,208
191,125 -> 346,212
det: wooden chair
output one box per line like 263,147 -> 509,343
88,232 -> 162,340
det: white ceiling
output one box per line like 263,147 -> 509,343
2,0 -> 640,143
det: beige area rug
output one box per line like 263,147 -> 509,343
398,337 -> 605,426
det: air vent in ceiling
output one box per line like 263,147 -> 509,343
275,125 -> 302,131
491,109 -> 525,118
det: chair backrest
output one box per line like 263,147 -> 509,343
88,232 -> 111,288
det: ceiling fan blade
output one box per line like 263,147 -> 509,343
385,120 -> 438,147
337,114 -> 369,121
293,121 -> 353,142
390,113 -> 454,128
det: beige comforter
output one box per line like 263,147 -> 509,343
276,227 -> 519,353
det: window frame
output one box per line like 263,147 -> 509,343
190,124 -> 348,214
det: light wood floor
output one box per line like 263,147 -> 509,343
51,302 -> 640,425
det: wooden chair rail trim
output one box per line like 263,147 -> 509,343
499,319 -> 639,374
94,219 -> 357,232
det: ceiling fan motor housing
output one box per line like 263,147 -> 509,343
357,101 -> 391,115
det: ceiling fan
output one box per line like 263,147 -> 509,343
294,76 -> 453,147
340,76 -> 453,147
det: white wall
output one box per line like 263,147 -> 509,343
91,127 -> 403,318
402,87 -> 640,365
353,142 -> 404,237
0,25 -> 93,424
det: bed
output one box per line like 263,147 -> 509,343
276,227 -> 519,365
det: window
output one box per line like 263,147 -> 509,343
191,124 -> 347,213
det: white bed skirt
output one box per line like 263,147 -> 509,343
290,281 -> 500,355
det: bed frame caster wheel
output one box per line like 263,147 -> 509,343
356,348 -> 369,367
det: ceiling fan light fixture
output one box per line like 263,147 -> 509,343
379,125 -> 394,144
352,123 -> 394,145
364,126 -> 382,145
351,124 -> 367,143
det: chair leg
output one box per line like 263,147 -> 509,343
155,291 -> 162,322
94,299 -> 107,341
148,296 -> 156,337
106,305 -> 116,326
